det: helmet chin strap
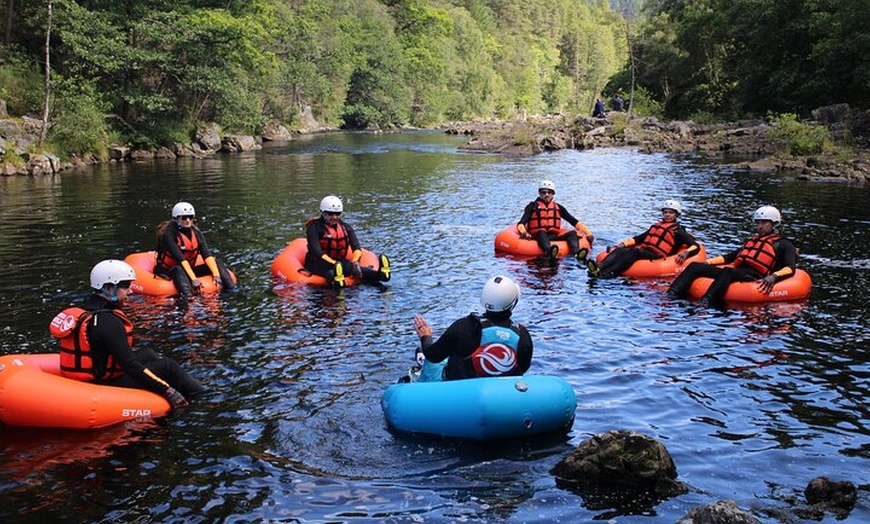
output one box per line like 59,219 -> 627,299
100,284 -> 119,302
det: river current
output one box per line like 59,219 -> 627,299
0,132 -> 867,523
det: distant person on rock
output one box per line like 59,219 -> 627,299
611,94 -> 625,112
593,98 -> 606,118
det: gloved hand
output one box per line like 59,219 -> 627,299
165,387 -> 189,409
607,244 -> 620,253
758,275 -> 777,293
519,232 -> 532,240
675,252 -> 689,264
351,261 -> 363,277
190,279 -> 202,294
585,234 -> 595,244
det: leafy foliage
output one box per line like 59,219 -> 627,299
630,0 -> 870,118
3,0 -> 627,156
49,77 -> 113,159
765,112 -> 833,157
0,45 -> 44,115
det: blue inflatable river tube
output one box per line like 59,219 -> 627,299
381,375 -> 576,440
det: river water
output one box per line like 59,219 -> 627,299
0,132 -> 867,523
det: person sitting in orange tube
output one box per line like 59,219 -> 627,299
590,199 -> 700,278
304,195 -> 391,291
516,179 -> 594,265
155,201 -> 236,298
49,260 -> 203,408
667,205 -> 798,307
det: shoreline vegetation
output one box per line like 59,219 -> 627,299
443,108 -> 870,183
3,2 -> 867,182
1,106 -> 868,183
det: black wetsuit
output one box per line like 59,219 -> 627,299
419,312 -> 533,380
518,199 -> 589,255
598,223 -> 699,278
83,294 -> 204,398
668,236 -> 798,306
155,222 -> 235,295
304,217 -> 384,282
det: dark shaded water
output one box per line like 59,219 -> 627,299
1,132 -> 868,523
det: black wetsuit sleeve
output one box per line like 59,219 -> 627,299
722,245 -> 742,264
90,311 -> 171,395
517,325 -> 533,374
674,226 -> 700,254
306,220 -> 325,258
343,221 -> 362,252
559,204 -> 580,227
632,230 -> 650,244
421,316 -> 479,364
518,202 -> 536,226
195,228 -> 213,258
774,238 -> 798,277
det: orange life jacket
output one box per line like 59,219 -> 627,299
734,233 -> 780,275
527,200 -> 562,234
470,318 -> 523,377
50,307 -> 130,382
640,221 -> 679,257
156,225 -> 200,270
307,217 -> 350,260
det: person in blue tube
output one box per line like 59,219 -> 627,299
406,276 -> 533,383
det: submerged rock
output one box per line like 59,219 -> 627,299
677,500 -> 761,524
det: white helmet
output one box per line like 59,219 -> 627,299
320,195 -> 343,213
480,275 -> 520,313
539,180 -> 556,193
172,201 -> 195,218
661,199 -> 682,215
90,260 -> 136,290
753,205 -> 781,226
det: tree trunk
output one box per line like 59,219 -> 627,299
39,0 -> 52,147
625,19 -> 635,117
4,0 -> 14,45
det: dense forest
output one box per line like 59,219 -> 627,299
1,0 -> 867,159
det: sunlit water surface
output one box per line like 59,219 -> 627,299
0,132 -> 868,523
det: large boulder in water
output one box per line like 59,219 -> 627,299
551,430 -> 688,499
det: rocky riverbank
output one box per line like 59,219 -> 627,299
3,95 -> 868,182
443,107 -> 870,183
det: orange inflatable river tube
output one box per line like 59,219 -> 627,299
0,353 -> 171,429
494,225 -> 592,257
125,251 -> 236,296
271,238 -> 379,287
593,244 -> 707,278
688,268 -> 812,303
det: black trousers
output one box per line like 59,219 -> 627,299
105,348 -> 205,398
598,247 -> 662,277
304,257 -> 384,282
668,262 -> 760,305
156,258 -> 235,296
533,229 -> 581,255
